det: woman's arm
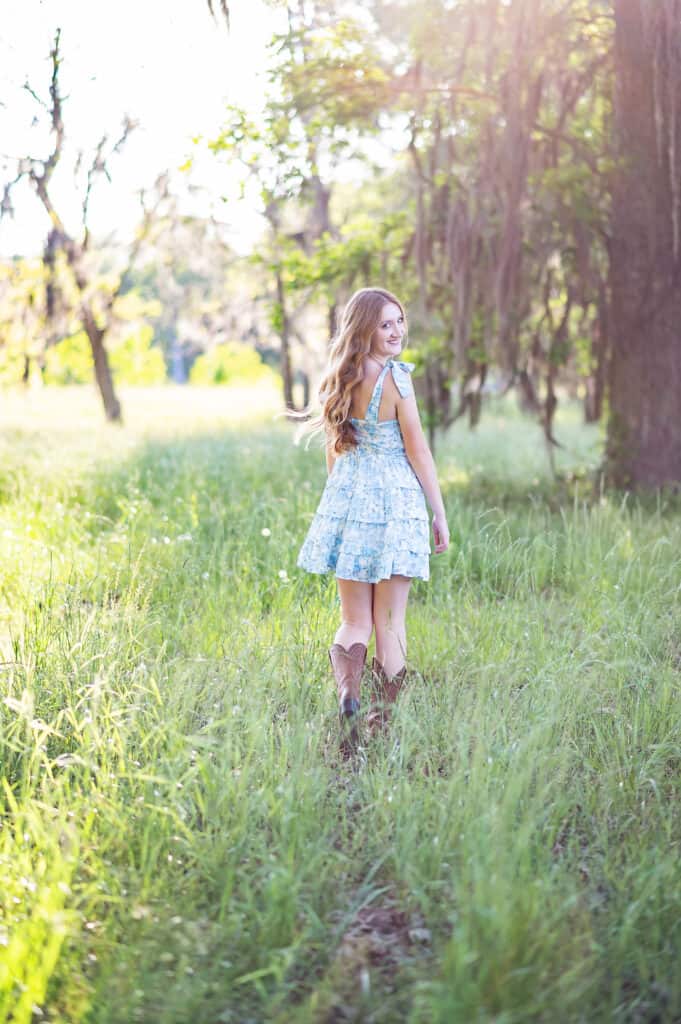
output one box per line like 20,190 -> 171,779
397,394 -> 449,553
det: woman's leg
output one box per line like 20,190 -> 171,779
334,578 -> 374,648
373,574 -> 412,677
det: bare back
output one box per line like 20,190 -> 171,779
349,358 -> 401,423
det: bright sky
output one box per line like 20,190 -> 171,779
0,0 -> 287,258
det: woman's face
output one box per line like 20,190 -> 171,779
369,302 -> 406,362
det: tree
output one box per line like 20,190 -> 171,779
1,30 -> 165,421
606,0 -> 681,488
365,0 -> 613,451
206,1 -> 390,408
209,0 -> 681,487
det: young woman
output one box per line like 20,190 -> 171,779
297,287 -> 449,751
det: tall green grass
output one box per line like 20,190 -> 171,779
0,385 -> 679,1023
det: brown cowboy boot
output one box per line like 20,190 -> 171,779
329,642 -> 367,755
367,657 -> 407,737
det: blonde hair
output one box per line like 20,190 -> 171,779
311,287 -> 406,454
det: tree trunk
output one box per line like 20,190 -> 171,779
276,269 -> 296,410
584,284 -> 609,424
83,309 -> 121,422
299,369 -> 310,410
607,0 -> 681,488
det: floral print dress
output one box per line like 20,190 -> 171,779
297,359 -> 431,583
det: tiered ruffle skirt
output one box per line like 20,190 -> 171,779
297,446 -> 431,583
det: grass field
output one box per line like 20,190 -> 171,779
1,383 -> 680,1023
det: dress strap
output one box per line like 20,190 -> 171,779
388,359 -> 416,398
365,362 -> 392,423
365,359 -> 416,422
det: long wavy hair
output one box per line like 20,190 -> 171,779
309,287 -> 407,455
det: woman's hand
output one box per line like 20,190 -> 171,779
432,513 -> 449,554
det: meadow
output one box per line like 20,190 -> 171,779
0,384 -> 680,1023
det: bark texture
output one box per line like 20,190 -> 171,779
607,0 -> 681,488
82,312 -> 122,423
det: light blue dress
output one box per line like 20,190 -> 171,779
297,359 -> 431,583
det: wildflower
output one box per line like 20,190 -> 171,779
278,569 -> 288,580
261,527 -> 271,537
